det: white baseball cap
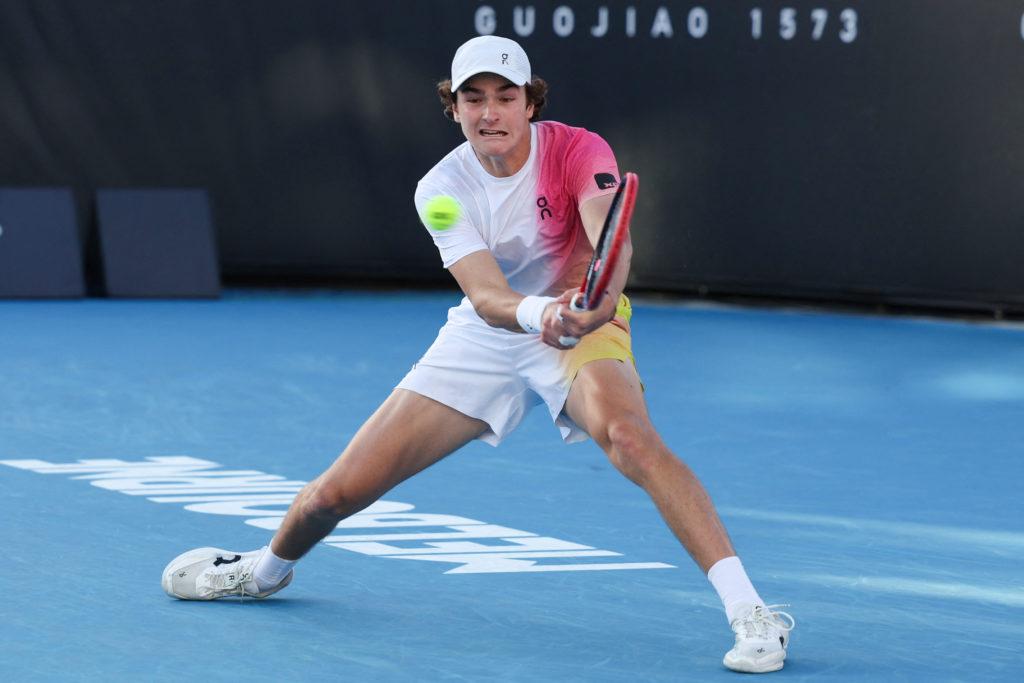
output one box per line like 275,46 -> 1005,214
451,36 -> 531,91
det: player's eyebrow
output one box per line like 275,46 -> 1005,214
460,83 -> 519,96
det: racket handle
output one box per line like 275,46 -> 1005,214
558,293 -> 587,347
556,305 -> 579,347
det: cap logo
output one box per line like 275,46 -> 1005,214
501,52 -> 509,65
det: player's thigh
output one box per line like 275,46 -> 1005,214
318,388 -> 488,500
564,358 -> 652,448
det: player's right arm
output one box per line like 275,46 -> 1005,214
448,251 -> 541,333
449,251 -> 575,349
414,182 -> 556,340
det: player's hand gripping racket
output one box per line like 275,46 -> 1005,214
558,172 -> 638,347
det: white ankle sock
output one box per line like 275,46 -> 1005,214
253,544 -> 297,591
707,555 -> 764,624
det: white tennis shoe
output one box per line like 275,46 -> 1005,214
161,547 -> 292,600
723,603 -> 795,673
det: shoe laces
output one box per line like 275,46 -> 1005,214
202,563 -> 255,596
736,604 -> 796,639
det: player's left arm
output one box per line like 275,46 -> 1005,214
579,192 -> 632,313
545,193 -> 632,341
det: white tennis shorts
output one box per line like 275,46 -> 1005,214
397,300 -> 635,446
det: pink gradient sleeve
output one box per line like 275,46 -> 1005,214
567,131 -> 621,206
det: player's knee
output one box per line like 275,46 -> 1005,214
604,417 -> 663,483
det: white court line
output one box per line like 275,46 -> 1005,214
720,507 -> 1024,551
779,573 -> 1024,608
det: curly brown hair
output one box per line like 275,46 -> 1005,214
436,75 -> 549,123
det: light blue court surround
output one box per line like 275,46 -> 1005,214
1,291 -> 1021,681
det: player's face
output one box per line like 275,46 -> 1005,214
453,74 -> 535,174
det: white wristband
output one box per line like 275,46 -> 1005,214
516,295 -> 556,334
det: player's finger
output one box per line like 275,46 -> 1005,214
556,319 -> 582,338
556,309 -> 587,332
542,333 -> 573,350
558,307 -> 595,335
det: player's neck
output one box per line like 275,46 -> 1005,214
472,128 -> 532,178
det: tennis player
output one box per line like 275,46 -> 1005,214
162,36 -> 795,674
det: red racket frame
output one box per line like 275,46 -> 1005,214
571,172 -> 639,311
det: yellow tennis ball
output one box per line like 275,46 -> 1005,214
423,195 -> 461,231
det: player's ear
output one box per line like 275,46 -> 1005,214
525,101 -> 535,120
452,103 -> 461,122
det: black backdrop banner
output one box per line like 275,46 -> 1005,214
1,1 -> 1023,311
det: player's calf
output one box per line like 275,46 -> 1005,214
300,478 -> 374,521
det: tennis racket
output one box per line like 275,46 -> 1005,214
570,171 -> 638,311
559,172 -> 638,346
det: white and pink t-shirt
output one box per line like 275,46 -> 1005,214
414,120 -> 620,329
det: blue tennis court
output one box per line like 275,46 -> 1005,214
1,291 -> 1021,681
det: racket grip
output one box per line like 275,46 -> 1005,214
558,293 -> 586,347
569,292 -> 586,313
555,307 -> 579,347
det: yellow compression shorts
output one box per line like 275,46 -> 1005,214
561,294 -> 640,382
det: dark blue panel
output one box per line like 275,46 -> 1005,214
0,187 -> 84,298
96,188 -> 220,298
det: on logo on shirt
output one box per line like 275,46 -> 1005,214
537,196 -> 552,220
594,173 -> 618,190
